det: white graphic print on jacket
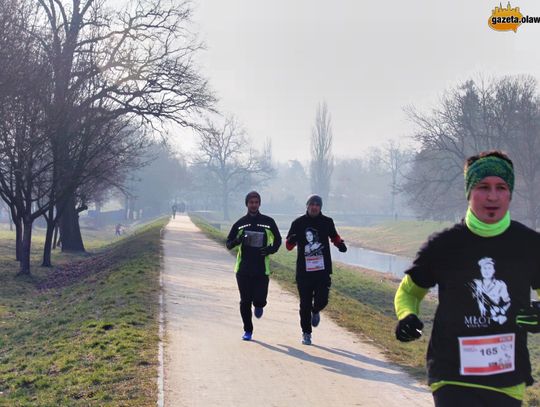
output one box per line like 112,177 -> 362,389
467,257 -> 511,326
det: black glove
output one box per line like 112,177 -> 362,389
395,314 -> 424,342
337,240 -> 347,253
227,230 -> 245,249
259,246 -> 274,256
286,234 -> 297,245
233,230 -> 246,246
516,305 -> 540,333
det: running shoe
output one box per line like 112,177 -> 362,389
311,312 -> 320,327
242,331 -> 252,341
302,333 -> 312,345
254,306 -> 264,319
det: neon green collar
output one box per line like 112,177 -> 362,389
465,207 -> 511,237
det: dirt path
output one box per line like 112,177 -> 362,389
162,215 -> 432,407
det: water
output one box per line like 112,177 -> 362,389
330,245 -> 413,278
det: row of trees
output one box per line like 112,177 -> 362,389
187,101 -> 413,220
0,0 -> 214,274
256,145 -> 412,218
298,75 -> 540,228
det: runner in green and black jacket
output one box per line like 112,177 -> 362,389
226,191 -> 281,341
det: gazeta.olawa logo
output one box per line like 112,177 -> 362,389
488,2 -> 540,32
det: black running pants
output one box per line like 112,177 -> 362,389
236,273 -> 269,333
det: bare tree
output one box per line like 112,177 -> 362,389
194,116 -> 273,220
30,0 -> 214,253
310,101 -> 334,201
0,0 -> 214,274
0,0 -> 56,273
403,75 -> 540,226
492,76 -> 540,228
381,140 -> 413,218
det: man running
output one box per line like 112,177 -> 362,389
172,203 -> 177,219
286,194 -> 347,345
226,191 -> 281,341
394,150 -> 540,406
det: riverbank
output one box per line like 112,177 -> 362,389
339,220 -> 452,258
0,219 -> 166,406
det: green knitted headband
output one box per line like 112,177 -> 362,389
464,156 -> 514,198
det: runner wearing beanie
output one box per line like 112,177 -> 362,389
285,194 -> 347,345
394,150 -> 540,406
226,191 -> 281,341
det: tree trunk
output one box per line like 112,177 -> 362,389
124,195 -> 129,220
52,224 -> 59,249
128,199 -> 136,220
19,220 -> 33,275
59,196 -> 85,252
14,219 -> 22,261
42,218 -> 55,267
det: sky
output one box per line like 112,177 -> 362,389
174,0 -> 540,161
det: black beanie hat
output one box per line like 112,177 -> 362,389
245,191 -> 261,206
306,194 -> 322,208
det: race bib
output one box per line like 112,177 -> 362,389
244,231 -> 264,248
458,333 -> 515,376
305,255 -> 325,272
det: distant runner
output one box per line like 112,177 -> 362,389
172,203 -> 178,219
394,150 -> 540,406
226,191 -> 281,341
286,194 -> 347,345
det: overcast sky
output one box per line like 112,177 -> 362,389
176,0 -> 540,161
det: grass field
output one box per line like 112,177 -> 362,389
190,214 -> 540,406
0,218 -> 167,406
339,220 -> 453,258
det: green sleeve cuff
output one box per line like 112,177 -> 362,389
395,274 -> 429,320
536,289 -> 540,298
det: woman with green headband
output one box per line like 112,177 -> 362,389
394,150 -> 540,406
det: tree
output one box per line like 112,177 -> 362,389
124,143 -> 188,218
403,75 -> 540,226
32,0 -> 214,254
310,101 -> 334,201
259,160 -> 310,213
194,115 -> 273,220
0,0 -> 56,272
381,140 -> 413,218
492,76 -> 540,228
331,152 -> 391,215
0,0 -> 214,274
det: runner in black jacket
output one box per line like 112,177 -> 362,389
226,191 -> 281,341
286,194 -> 347,345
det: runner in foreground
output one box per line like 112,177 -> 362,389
394,150 -> 540,406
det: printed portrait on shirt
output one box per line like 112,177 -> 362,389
467,257 -> 511,325
304,227 -> 323,256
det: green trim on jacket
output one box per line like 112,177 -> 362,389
264,228 -> 275,276
234,229 -> 244,274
